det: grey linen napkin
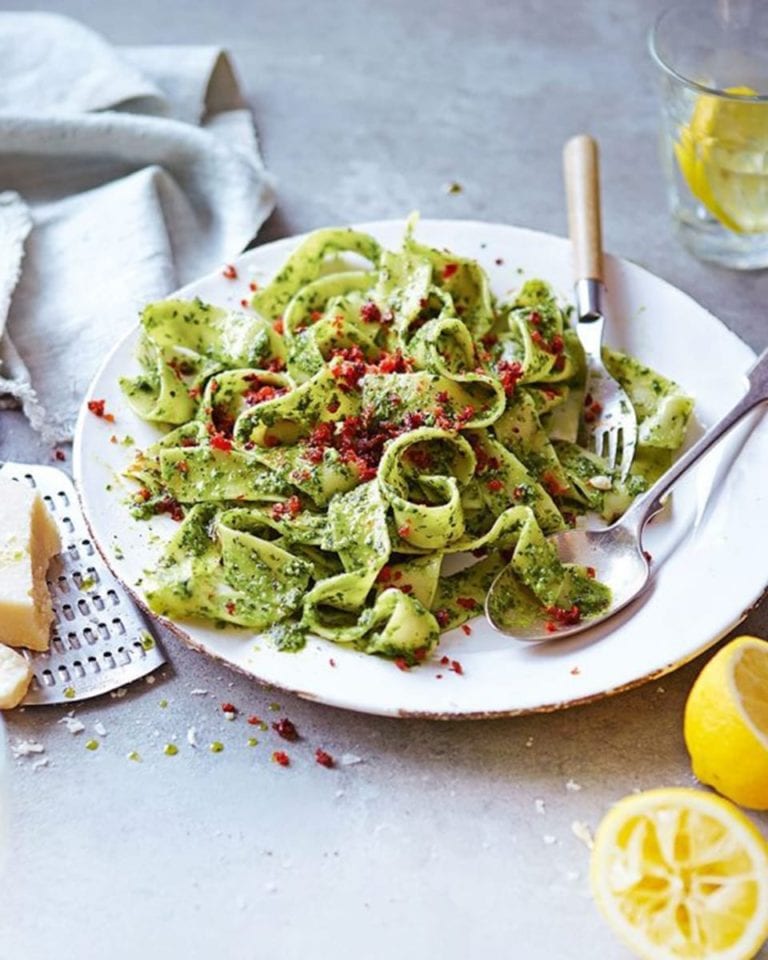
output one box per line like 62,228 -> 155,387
0,13 -> 275,443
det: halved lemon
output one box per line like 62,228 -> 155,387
685,636 -> 768,810
675,86 -> 768,234
591,788 -> 768,960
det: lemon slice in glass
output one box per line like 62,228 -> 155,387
685,635 -> 768,810
675,86 -> 768,234
591,788 -> 768,960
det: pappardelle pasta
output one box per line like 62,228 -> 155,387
121,219 -> 693,664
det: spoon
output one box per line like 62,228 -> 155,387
485,346 -> 768,641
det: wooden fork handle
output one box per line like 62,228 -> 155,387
563,134 -> 604,283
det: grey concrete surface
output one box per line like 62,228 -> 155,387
1,2 -> 767,959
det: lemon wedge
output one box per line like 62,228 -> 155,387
591,788 -> 768,960
685,635 -> 768,810
675,86 -> 768,234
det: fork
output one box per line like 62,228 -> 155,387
563,134 -> 637,480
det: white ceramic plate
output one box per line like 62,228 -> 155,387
74,219 -> 767,719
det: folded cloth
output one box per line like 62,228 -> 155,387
0,13 -> 276,443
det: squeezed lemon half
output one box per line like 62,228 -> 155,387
591,788 -> 768,960
685,636 -> 768,810
675,86 -> 768,234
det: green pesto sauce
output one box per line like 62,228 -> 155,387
267,621 -> 308,653
121,224 -> 691,665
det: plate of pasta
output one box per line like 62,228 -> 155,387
74,218 -> 768,718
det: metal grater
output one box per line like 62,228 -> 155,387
0,462 -> 165,705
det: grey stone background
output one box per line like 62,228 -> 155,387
1,2 -> 766,959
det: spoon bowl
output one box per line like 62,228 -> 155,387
485,522 -> 651,642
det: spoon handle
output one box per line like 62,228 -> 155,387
621,347 -> 768,535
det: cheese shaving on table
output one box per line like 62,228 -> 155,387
11,739 -> 44,758
58,716 -> 85,734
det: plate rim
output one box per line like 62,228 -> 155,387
72,217 -> 766,719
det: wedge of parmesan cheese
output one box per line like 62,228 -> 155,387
0,478 -> 61,651
0,643 -> 32,708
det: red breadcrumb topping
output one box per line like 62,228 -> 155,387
271,496 -> 302,521
315,748 -> 334,768
360,301 -> 383,324
544,605 -> 582,630
456,597 -> 478,610
87,399 -> 115,423
435,609 -> 451,628
272,718 -> 299,742
210,433 -> 233,453
155,496 -> 184,522
497,360 -> 523,396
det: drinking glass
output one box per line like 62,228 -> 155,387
650,1 -> 768,269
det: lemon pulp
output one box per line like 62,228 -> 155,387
675,86 -> 768,234
736,645 -> 768,736
591,788 -> 768,960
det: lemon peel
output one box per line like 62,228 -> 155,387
685,635 -> 768,810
